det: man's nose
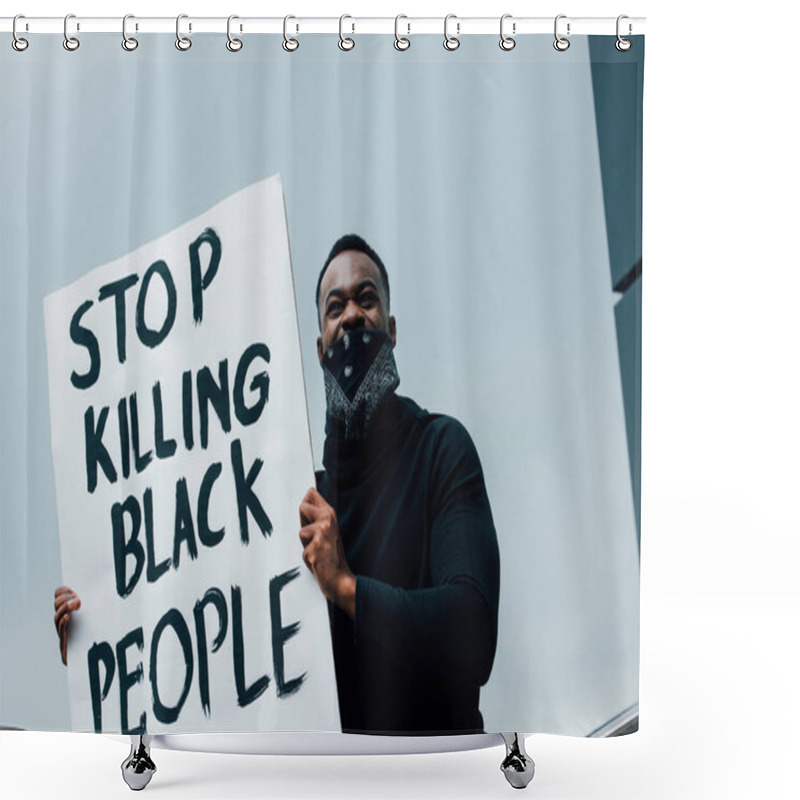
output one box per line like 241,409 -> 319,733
340,300 -> 366,330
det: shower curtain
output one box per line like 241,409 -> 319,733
0,25 -> 644,739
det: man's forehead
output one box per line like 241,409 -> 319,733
321,250 -> 384,297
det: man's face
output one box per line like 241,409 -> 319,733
317,250 -> 396,364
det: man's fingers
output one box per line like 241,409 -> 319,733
55,600 -> 80,623
57,613 -> 70,642
299,524 -> 316,546
54,593 -> 79,637
299,503 -> 312,525
58,613 -> 69,664
54,602 -> 72,627
301,486 -> 328,508
54,587 -> 79,666
299,501 -> 323,525
59,617 -> 68,666
301,486 -> 319,505
305,487 -> 325,506
54,594 -> 79,612
299,488 -> 328,524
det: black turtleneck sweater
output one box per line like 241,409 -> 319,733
316,392 -> 500,735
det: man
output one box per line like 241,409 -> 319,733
297,234 -> 500,735
54,234 -> 500,735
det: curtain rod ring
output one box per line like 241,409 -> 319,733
499,14 -> 516,51
227,15 -> 243,52
394,14 -> 410,51
175,13 -> 192,51
444,14 -> 460,51
554,14 -> 570,51
283,15 -> 299,51
63,13 -> 80,51
122,14 -> 138,51
616,15 -> 632,51
339,14 -> 355,51
12,14 -> 29,51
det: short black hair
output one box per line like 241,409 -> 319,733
315,234 -> 391,319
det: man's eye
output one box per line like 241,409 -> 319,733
359,292 -> 377,306
327,302 -> 343,316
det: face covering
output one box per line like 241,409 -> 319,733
322,329 -> 400,440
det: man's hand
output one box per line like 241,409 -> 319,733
299,487 -> 356,619
54,586 -> 81,666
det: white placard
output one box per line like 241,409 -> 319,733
43,175 -> 340,734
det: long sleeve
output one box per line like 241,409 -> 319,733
353,417 -> 500,687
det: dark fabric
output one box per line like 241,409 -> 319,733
321,329 -> 400,440
316,392 -> 500,735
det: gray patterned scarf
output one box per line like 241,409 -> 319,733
322,329 -> 400,440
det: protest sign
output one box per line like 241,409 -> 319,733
43,175 -> 339,734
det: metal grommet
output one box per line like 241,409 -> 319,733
63,13 -> 80,51
553,14 -> 570,51
122,14 -> 138,51
499,14 -> 515,51
12,15 -> 29,52
616,14 -> 632,51
339,14 -> 354,51
394,14 -> 410,51
443,14 -> 460,51
283,15 -> 299,51
176,13 -> 192,51
226,15 -> 243,51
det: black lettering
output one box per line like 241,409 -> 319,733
116,628 -> 146,735
197,360 -> 231,449
152,381 -> 177,459
270,567 -> 306,699
98,274 -> 139,365
150,609 -> 194,725
197,462 -> 224,548
85,405 -> 117,494
144,487 -> 170,584
233,343 -> 271,427
111,495 -> 145,598
135,260 -> 177,349
193,587 -> 228,717
189,228 -> 221,324
172,477 -> 198,569
129,393 -> 153,474
182,369 -> 194,451
69,300 -> 101,390
231,438 -> 272,544
231,585 -> 270,707
117,397 -> 130,480
87,641 -> 115,733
